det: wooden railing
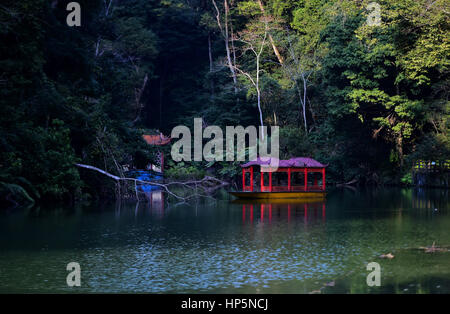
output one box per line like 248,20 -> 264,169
259,185 -> 325,192
413,160 -> 450,173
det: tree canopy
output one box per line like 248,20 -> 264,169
0,0 -> 448,205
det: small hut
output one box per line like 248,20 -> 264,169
231,157 -> 327,199
142,133 -> 171,173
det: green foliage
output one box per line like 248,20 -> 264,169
316,0 -> 448,182
0,119 -> 82,202
279,126 -> 313,158
31,120 -> 83,199
0,0 -> 448,205
401,172 -> 412,185
165,161 -> 206,180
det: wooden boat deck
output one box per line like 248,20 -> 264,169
230,190 -> 326,199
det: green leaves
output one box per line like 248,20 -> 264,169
114,17 -> 158,60
316,0 -> 448,173
31,120 -> 83,199
0,0 -> 448,201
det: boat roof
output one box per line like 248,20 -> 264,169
142,134 -> 171,145
241,157 -> 327,168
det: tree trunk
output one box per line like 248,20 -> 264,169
208,32 -> 214,98
397,136 -> 404,166
208,32 -> 213,72
224,0 -> 238,93
257,0 -> 283,65
302,73 -> 308,133
133,74 -> 148,125
256,54 -> 264,139
159,74 -> 163,129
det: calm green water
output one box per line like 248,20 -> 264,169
0,188 -> 449,294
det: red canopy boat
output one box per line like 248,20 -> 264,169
230,157 -> 327,199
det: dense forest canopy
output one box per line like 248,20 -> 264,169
0,0 -> 448,205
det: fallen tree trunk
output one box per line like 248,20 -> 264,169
336,178 -> 359,187
75,163 -> 229,201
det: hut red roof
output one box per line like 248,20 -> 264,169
142,134 -> 171,145
241,157 -> 327,168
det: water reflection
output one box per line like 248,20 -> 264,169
0,188 -> 449,293
235,200 -> 326,224
115,190 -> 165,219
413,188 -> 448,210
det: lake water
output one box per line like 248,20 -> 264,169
0,188 -> 449,294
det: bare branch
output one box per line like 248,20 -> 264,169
257,0 -> 284,64
76,163 -> 229,201
211,0 -> 223,33
211,0 -> 238,91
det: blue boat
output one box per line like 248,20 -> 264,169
125,170 -> 163,192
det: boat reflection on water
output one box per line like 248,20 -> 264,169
232,199 -> 326,224
143,189 -> 164,210
114,189 -> 166,218
142,189 -> 165,218
412,188 -> 448,211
